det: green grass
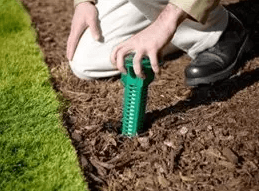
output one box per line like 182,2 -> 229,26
0,0 -> 87,190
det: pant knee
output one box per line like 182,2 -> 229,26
69,61 -> 93,80
69,60 -> 121,80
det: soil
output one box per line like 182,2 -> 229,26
21,0 -> 259,190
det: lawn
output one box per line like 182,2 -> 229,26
0,0 -> 86,190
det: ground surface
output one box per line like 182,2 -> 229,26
21,0 -> 259,190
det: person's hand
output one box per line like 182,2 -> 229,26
111,3 -> 187,78
67,2 -> 101,61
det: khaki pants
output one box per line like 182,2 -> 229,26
70,0 -> 228,79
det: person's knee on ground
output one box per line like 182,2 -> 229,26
69,0 -> 243,86
69,0 -> 151,80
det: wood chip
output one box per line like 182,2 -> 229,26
218,160 -> 236,170
157,175 -> 170,188
80,155 -> 88,167
179,126 -> 188,135
204,147 -> 226,160
137,137 -> 150,148
222,147 -> 239,164
179,172 -> 195,182
71,130 -> 82,142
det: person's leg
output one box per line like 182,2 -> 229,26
129,0 -> 228,58
71,0 -> 250,85
71,0 -> 227,80
71,0 -> 151,79
131,0 -> 251,86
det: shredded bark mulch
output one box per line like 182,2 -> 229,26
21,0 -> 259,190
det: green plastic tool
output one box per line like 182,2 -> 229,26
121,54 -> 155,137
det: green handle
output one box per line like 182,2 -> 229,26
121,54 -> 154,137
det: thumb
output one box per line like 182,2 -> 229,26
88,18 -> 102,41
66,22 -> 88,61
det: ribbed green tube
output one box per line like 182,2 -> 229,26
121,54 -> 154,137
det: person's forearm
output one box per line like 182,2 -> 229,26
169,0 -> 220,24
154,3 -> 187,41
74,0 -> 96,7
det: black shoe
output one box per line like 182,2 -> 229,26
185,11 -> 252,87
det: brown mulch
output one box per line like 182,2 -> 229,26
21,0 -> 259,190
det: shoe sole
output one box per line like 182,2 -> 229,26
186,33 -> 253,87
